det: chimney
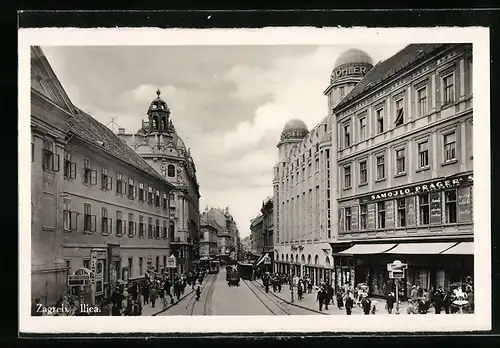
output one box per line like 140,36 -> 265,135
118,128 -> 125,135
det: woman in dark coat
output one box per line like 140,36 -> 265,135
386,292 -> 395,314
336,290 -> 344,310
345,292 -> 354,315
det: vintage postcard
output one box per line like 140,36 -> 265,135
18,27 -> 490,333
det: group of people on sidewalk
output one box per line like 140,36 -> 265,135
32,268 -> 208,316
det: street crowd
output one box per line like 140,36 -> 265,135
31,268 -> 208,316
259,272 -> 475,315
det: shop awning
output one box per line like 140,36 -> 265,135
385,242 -> 457,255
440,242 -> 474,255
255,253 -> 269,267
339,243 -> 396,255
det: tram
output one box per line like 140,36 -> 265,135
209,260 -> 220,274
237,262 -> 254,280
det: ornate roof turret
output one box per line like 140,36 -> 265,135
147,89 -> 171,134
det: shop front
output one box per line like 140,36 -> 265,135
106,243 -> 121,298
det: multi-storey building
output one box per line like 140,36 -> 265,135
31,46 -> 175,306
199,212 -> 220,261
118,90 -> 201,273
250,197 -> 275,272
203,207 -> 239,263
331,44 -> 473,298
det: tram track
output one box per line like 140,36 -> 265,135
185,273 -> 216,316
241,278 -> 291,315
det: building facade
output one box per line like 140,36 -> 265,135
31,46 -> 175,306
203,207 -> 240,263
250,197 -> 275,272
199,213 -> 220,260
332,44 -> 473,298
250,215 -> 264,255
118,91 -> 201,273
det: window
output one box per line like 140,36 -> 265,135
394,99 -> 404,126
42,139 -> 60,172
395,148 -> 405,174
308,149 -> 312,158
445,190 -> 457,223
418,141 -> 429,168
359,160 -> 367,185
377,202 -> 385,229
417,87 -> 428,116
315,158 -> 319,171
139,183 -> 145,202
139,257 -> 143,275
344,165 -> 351,189
418,194 -> 430,225
345,207 -> 351,231
443,74 -> 454,105
128,257 -> 133,276
444,133 -> 456,162
128,213 -> 136,237
302,154 -> 305,162
101,207 -> 111,235
155,190 -> 160,207
139,215 -> 145,238
84,203 -> 96,232
343,123 -> 351,147
163,193 -> 168,210
359,204 -> 367,230
83,260 -> 90,270
101,168 -> 112,190
63,151 -> 76,179
148,217 -> 153,239
163,220 -> 168,239
315,143 -> 319,152
359,117 -> 366,141
116,174 -> 126,195
340,86 -> 345,97
116,211 -> 125,236
376,108 -> 384,134
63,201 -> 78,231
128,178 -> 136,199
148,187 -> 154,205
83,159 -> 97,185
168,164 -> 175,177
397,198 -> 406,227
376,155 -> 385,180
155,219 -> 160,239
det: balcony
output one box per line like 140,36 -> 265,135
170,235 -> 194,246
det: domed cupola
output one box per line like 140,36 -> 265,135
280,119 -> 308,141
147,89 -> 171,133
330,48 -> 374,84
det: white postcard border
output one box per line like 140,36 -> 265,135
18,26 -> 491,333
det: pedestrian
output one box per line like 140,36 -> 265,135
150,287 -> 158,308
336,290 -> 344,310
111,302 -> 121,316
386,292 -> 395,314
297,281 -> 303,301
142,282 -> 150,305
196,285 -> 201,301
133,297 -> 142,316
326,282 -> 334,307
443,289 -> 452,314
308,280 -> 313,294
361,294 -> 372,315
345,292 -> 354,315
317,287 -> 328,311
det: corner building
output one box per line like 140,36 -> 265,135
272,50 -> 373,286
118,91 -> 201,274
31,47 -> 175,305
332,44 -> 473,298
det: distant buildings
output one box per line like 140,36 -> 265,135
199,213 -> 221,260
250,197 -> 274,271
117,90 -> 201,274
203,207 -> 240,263
31,46 -> 175,306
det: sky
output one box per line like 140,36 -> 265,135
42,44 -> 406,238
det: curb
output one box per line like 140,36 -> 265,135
255,280 -> 328,315
148,285 -> 198,316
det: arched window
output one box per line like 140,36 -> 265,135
167,164 -> 175,177
325,256 -> 331,267
285,254 -> 289,262
307,255 -> 312,264
301,255 -> 305,263
282,254 -> 284,261
314,255 -> 319,265
295,254 -> 299,262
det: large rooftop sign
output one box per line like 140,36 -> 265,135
330,62 -> 373,83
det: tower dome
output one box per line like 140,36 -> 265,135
280,119 -> 308,141
146,89 -> 171,134
330,49 -> 374,84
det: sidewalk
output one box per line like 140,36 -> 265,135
254,280 -> 426,315
140,283 -> 199,316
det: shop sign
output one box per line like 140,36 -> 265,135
387,261 -> 407,279
331,64 -> 371,82
166,255 -> 177,268
90,250 -> 98,284
68,268 -> 91,287
359,174 -> 473,204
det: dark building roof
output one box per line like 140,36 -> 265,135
334,43 -> 451,111
67,108 -> 169,183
